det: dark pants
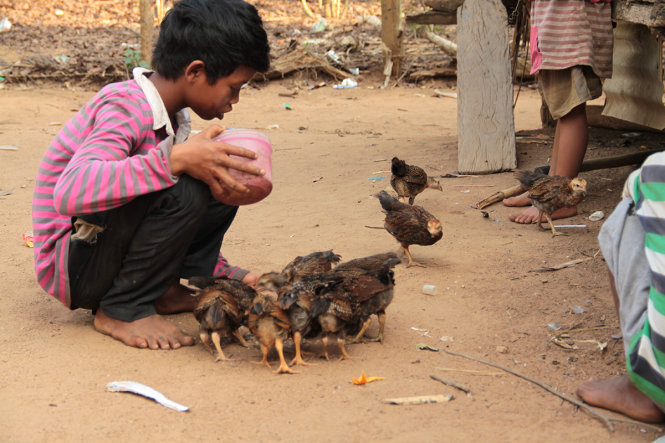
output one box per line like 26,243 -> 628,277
68,175 -> 238,322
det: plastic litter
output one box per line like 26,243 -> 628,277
325,49 -> 343,67
588,211 -> 605,221
106,380 -> 189,412
333,78 -> 357,89
422,284 -> 437,295
0,17 -> 11,32
310,17 -> 327,33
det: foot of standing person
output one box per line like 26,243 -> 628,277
93,308 -> 195,350
577,375 -> 665,423
508,205 -> 578,224
155,281 -> 200,314
503,191 -> 531,207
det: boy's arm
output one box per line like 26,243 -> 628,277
53,100 -> 177,216
212,253 -> 250,282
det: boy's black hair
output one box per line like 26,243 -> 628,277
152,0 -> 270,84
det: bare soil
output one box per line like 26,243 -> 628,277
1,1 -> 665,441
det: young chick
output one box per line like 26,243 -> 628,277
247,273 -> 297,374
310,285 -> 360,360
376,190 -> 442,267
308,253 -> 400,359
191,278 -> 257,361
390,156 -> 442,205
281,250 -> 341,283
277,273 -> 341,366
516,170 -> 587,236
332,252 -> 400,343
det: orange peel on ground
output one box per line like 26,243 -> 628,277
352,371 -> 385,385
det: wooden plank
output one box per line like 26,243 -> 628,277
456,0 -> 516,174
381,0 -> 404,76
406,11 -> 457,25
139,0 -> 153,66
614,0 -> 665,27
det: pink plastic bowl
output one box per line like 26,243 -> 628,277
213,128 -> 273,206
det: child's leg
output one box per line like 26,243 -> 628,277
69,175 -> 211,349
508,66 -> 598,224
509,104 -> 587,223
577,198 -> 665,422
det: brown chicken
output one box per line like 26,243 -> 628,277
516,170 -> 587,236
332,252 -> 400,343
266,249 -> 341,366
247,273 -> 296,374
390,156 -> 443,205
376,190 -> 442,267
281,249 -> 341,283
191,278 -> 257,362
309,252 -> 400,359
277,274 -> 339,365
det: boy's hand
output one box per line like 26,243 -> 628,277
170,125 -> 266,201
241,272 -> 260,287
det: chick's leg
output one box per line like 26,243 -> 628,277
337,336 -> 352,360
211,331 -> 229,362
200,331 -> 214,354
349,318 -> 372,343
377,311 -> 387,343
251,343 -> 272,369
274,338 -> 299,374
545,213 -> 564,236
290,331 -> 315,366
361,312 -> 387,343
321,335 -> 330,360
232,328 -> 250,348
403,246 -> 424,268
536,211 -> 546,230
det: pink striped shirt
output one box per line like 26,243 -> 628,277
32,68 -> 246,307
530,0 -> 613,78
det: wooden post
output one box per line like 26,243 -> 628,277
601,22 -> 665,130
456,0 -> 516,174
140,0 -> 154,66
381,0 -> 403,77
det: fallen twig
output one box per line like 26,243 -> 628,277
434,367 -> 503,376
383,394 -> 453,405
442,348 -> 615,432
430,374 -> 471,394
530,257 -> 593,273
474,184 -> 524,209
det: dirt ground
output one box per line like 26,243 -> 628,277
2,79 -> 665,441
2,0 -> 665,441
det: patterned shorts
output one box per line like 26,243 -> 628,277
538,66 -> 603,120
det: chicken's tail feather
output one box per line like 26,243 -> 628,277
514,169 -> 546,189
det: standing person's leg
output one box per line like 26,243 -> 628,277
576,198 -> 665,422
69,175 -> 212,349
506,67 -> 599,224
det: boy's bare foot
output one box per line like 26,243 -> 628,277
503,191 -> 531,207
577,375 -> 665,423
94,308 -> 195,350
509,205 -> 577,224
155,281 -> 199,314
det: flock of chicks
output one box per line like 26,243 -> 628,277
190,157 -> 587,373
191,250 -> 400,374
189,157 -> 446,373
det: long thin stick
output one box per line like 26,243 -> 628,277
430,374 -> 471,394
442,348 -> 615,432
